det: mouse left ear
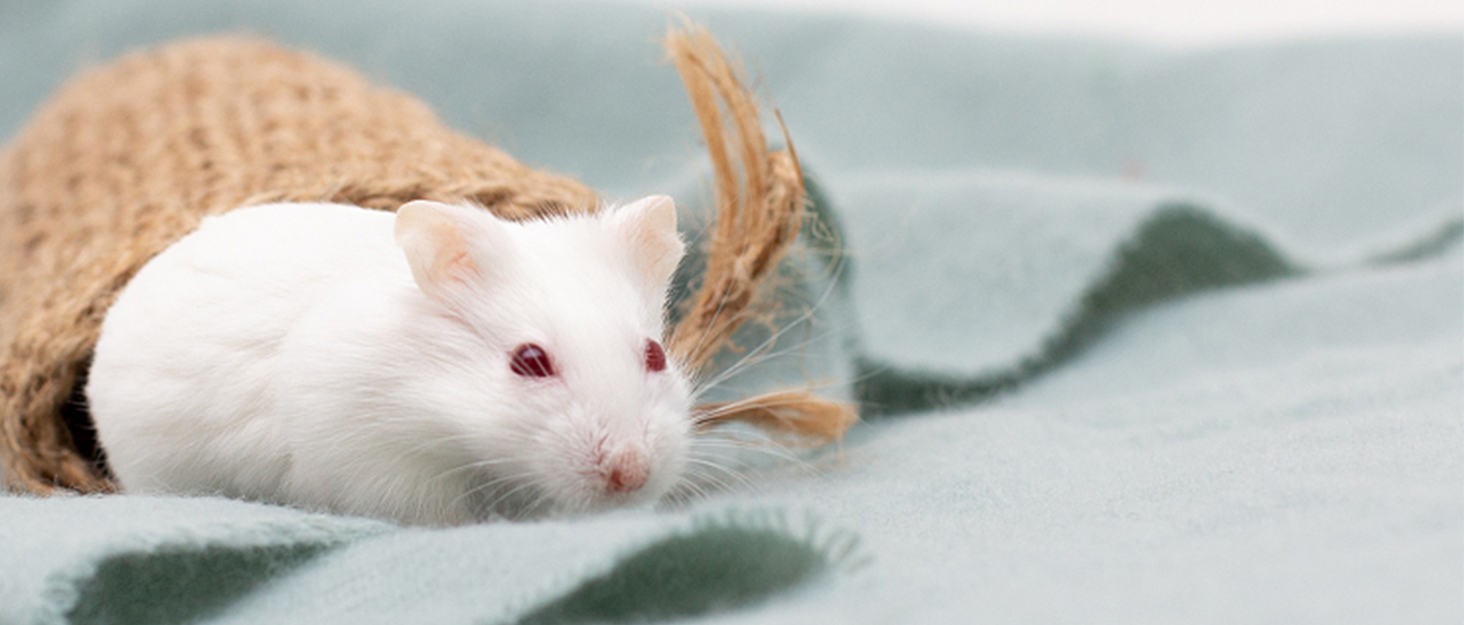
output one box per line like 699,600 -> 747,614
610,195 -> 685,296
395,200 -> 511,305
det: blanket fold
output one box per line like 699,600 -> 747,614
832,169 -> 1461,414
1,497 -> 849,625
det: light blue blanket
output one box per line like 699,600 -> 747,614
2,1 -> 1460,623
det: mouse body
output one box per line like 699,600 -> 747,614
86,197 -> 691,526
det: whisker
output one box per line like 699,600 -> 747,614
426,455 -> 523,489
685,456 -> 756,491
691,428 -> 823,476
693,392 -> 836,422
450,469 -> 539,517
686,262 -> 848,399
687,328 -> 841,401
677,465 -> 734,497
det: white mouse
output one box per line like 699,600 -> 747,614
86,196 -> 692,526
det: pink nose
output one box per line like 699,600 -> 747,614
604,451 -> 649,493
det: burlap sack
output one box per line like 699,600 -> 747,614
0,26 -> 853,494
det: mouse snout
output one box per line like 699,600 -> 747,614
600,448 -> 649,494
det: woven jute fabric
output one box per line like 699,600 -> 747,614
0,37 -> 601,493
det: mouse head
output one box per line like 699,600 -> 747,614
394,196 -> 692,520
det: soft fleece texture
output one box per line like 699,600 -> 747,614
1,0 -> 1460,623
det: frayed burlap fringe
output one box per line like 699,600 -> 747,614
663,23 -> 857,445
0,26 -> 854,495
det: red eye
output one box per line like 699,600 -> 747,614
644,339 -> 667,373
510,343 -> 556,378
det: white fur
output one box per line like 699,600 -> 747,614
87,199 -> 691,526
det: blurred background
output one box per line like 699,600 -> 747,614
642,0 -> 1464,45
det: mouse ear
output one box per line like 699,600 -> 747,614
395,200 -> 510,304
610,195 -> 685,297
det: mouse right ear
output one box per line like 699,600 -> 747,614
394,200 -> 510,305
